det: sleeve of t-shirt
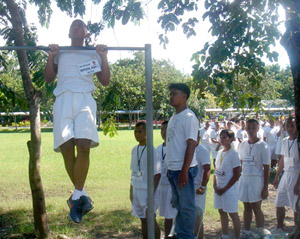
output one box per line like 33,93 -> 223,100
199,146 -> 211,165
236,130 -> 242,139
130,147 -> 135,171
153,147 -> 161,175
280,139 -> 286,156
231,151 -> 241,168
263,129 -> 268,137
261,142 -> 271,165
184,114 -> 199,142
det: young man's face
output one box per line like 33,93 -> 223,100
286,119 -> 297,137
246,122 -> 259,138
69,20 -> 87,40
161,124 -> 167,141
215,122 -> 220,130
220,133 -> 232,147
134,126 -> 146,143
169,88 -> 187,107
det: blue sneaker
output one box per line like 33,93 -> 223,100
69,199 -> 82,223
80,195 -> 94,216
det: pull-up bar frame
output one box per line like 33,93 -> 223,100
0,44 -> 155,239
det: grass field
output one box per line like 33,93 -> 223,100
0,129 -> 294,239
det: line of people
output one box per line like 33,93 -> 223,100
130,83 -> 300,239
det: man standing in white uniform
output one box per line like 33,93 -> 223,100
200,121 -> 212,156
263,119 -> 279,168
238,119 -> 270,238
165,83 -> 199,239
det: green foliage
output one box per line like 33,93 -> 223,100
101,115 -> 118,137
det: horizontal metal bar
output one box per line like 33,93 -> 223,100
0,46 -> 146,51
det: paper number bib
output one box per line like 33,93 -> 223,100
78,60 -> 101,76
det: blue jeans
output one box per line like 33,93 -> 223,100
168,166 -> 198,239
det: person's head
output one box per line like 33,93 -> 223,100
69,19 -> 88,41
205,121 -> 210,129
168,83 -> 190,107
286,117 -> 297,137
215,121 -> 220,130
269,119 -> 275,128
241,120 -> 246,129
220,129 -> 235,148
161,121 -> 168,141
134,121 -> 146,144
246,119 -> 260,138
227,121 -> 233,129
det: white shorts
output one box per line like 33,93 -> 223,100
270,147 -> 277,160
53,92 -> 99,152
275,171 -> 299,212
239,175 -> 264,203
275,139 -> 282,156
214,183 -> 238,213
158,184 -> 177,219
195,185 -> 207,212
132,188 -> 159,218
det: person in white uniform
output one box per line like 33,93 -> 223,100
130,122 -> 161,239
263,119 -> 279,169
194,130 -> 211,239
238,119 -> 270,239
211,121 -> 222,168
199,121 -> 212,156
157,121 -> 177,238
236,120 -> 248,144
273,117 -> 300,233
44,19 -> 110,223
214,129 -> 241,239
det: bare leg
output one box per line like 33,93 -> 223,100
243,202 -> 253,231
251,201 -> 264,228
230,212 -> 240,239
164,218 -> 173,239
60,139 -> 76,185
219,209 -> 229,235
276,207 -> 285,228
141,218 -> 148,239
74,139 -> 91,191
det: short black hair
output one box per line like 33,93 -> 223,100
220,129 -> 235,139
247,118 -> 260,126
168,83 -> 190,99
135,121 -> 146,131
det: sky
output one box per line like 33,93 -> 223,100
22,1 -> 290,75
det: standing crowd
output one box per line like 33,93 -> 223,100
129,83 -> 299,239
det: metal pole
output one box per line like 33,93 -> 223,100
0,46 -> 146,51
145,44 -> 154,239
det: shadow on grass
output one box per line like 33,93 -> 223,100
1,208 -> 141,239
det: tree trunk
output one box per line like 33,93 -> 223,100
4,0 -> 49,238
280,2 -> 300,238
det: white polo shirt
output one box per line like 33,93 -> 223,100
165,108 -> 199,171
238,139 -> 270,176
281,137 -> 300,172
130,145 -> 161,189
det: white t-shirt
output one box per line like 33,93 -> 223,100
53,50 -> 102,96
236,129 -> 248,141
200,127 -> 211,145
130,145 -> 161,189
194,144 -> 211,186
281,137 -> 300,172
263,126 -> 279,149
210,129 -> 221,158
165,108 -> 199,170
215,148 -> 241,187
238,139 -> 270,176
157,144 -> 170,185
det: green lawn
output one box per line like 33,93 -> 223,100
0,129 -> 222,238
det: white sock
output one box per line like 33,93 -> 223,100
72,189 -> 82,200
221,234 -> 229,239
82,188 -> 88,197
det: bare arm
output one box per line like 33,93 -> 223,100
96,44 -> 110,86
129,184 -> 133,202
261,164 -> 270,199
178,139 -> 198,187
273,155 -> 284,189
215,166 -> 241,195
44,44 -> 59,83
196,164 -> 211,195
